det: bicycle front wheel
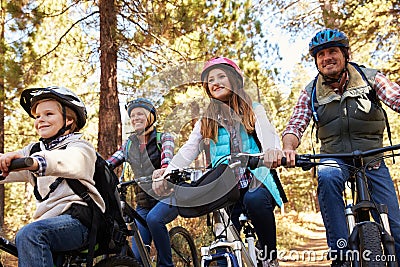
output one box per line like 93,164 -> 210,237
94,255 -> 141,267
169,226 -> 200,267
358,223 -> 385,267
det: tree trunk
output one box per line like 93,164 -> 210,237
0,0 -> 5,228
98,0 -> 121,158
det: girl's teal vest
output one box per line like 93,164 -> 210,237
208,103 -> 283,207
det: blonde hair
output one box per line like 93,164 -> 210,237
31,99 -> 78,132
200,66 -> 255,142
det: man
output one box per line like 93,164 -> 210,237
281,28 -> 400,267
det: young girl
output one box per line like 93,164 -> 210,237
107,98 -> 176,267
0,86 -> 104,267
153,57 -> 284,266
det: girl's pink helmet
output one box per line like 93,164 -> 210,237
201,57 -> 243,85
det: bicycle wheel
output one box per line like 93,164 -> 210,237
94,255 -> 141,267
358,223 -> 385,267
169,226 -> 200,267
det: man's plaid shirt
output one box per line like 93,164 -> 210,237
282,72 -> 400,140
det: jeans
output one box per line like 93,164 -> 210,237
15,214 -> 88,267
243,187 -> 277,261
317,158 -> 400,260
226,187 -> 277,261
132,198 -> 179,267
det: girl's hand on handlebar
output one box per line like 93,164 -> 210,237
263,148 -> 284,169
152,174 -> 173,197
152,168 -> 166,180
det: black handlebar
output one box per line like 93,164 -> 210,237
281,144 -> 400,170
119,176 -> 152,189
166,153 -> 264,185
0,157 -> 35,180
9,157 -> 34,170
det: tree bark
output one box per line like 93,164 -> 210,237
98,0 -> 121,158
0,0 -> 5,228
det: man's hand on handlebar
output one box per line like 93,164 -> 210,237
263,148 -> 285,169
282,149 -> 297,168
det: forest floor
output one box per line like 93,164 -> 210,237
277,211 -> 330,266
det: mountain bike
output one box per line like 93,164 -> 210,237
282,144 -> 400,267
117,176 -> 200,267
165,152 -> 268,267
0,158 -> 199,267
0,157 -> 138,267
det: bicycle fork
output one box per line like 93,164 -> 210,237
201,240 -> 241,267
201,211 -> 258,267
345,170 -> 397,267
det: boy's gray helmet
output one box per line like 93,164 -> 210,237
20,86 -> 87,130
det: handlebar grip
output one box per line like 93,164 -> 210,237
280,155 -> 302,167
9,157 -> 34,171
0,157 -> 35,180
281,155 -> 315,171
247,156 -> 262,170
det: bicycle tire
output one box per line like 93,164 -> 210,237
169,226 -> 200,267
358,223 -> 385,267
94,255 -> 141,267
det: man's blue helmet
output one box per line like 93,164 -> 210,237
309,29 -> 349,57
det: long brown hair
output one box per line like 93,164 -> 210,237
200,65 -> 255,142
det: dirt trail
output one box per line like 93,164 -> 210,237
279,212 -> 331,267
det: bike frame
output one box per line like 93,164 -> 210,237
0,237 -> 18,257
118,179 -> 153,267
200,208 -> 261,267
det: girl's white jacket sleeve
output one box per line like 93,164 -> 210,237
254,104 -> 281,151
163,120 -> 203,176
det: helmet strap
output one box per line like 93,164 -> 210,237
320,67 -> 347,86
315,53 -> 349,86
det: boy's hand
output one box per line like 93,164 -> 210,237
0,152 -> 23,177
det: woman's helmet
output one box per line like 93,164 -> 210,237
125,98 -> 157,121
20,86 -> 87,130
309,29 -> 349,57
200,57 -> 243,85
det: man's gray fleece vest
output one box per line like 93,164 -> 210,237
305,64 -> 385,162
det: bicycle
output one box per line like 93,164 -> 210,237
165,152 -> 268,267
0,157 -> 140,267
281,144 -> 400,267
116,176 -> 200,267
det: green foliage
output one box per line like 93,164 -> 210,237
1,0 -> 98,233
